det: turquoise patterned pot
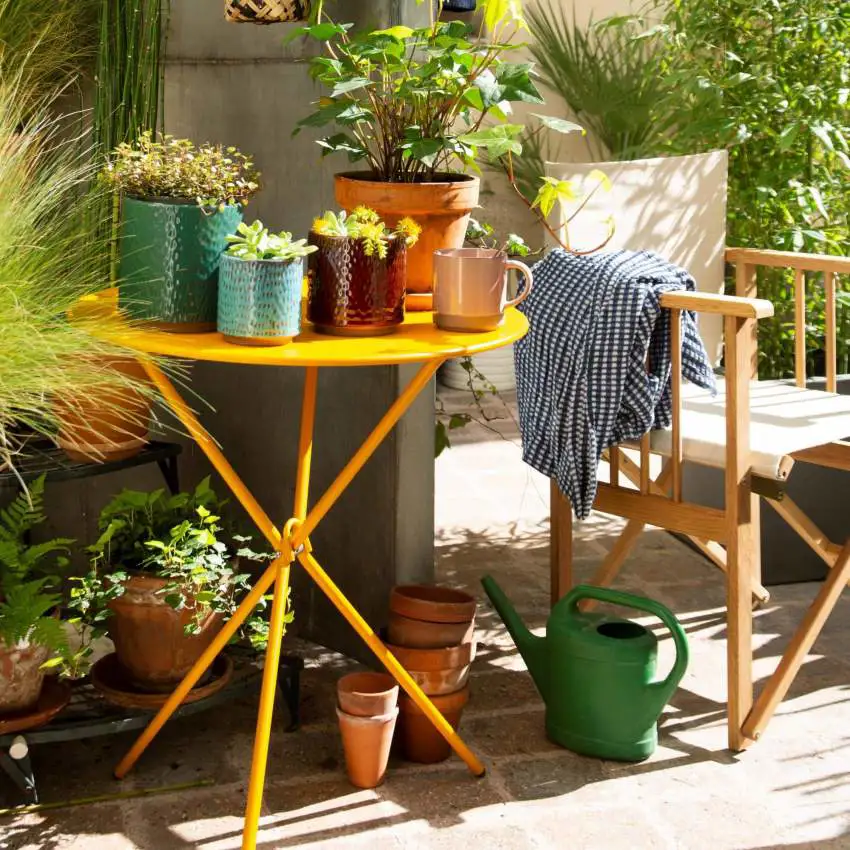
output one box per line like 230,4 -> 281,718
118,197 -> 242,332
217,253 -> 303,346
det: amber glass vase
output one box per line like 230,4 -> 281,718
307,233 -> 406,336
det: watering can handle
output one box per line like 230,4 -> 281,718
562,585 -> 689,697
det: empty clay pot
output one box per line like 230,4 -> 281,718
337,706 -> 398,788
387,611 -> 475,649
386,641 -> 474,696
390,585 -> 476,625
338,671 -> 399,717
397,686 -> 469,763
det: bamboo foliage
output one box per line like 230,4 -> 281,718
93,0 -> 166,163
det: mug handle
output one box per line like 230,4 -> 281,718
504,260 -> 533,308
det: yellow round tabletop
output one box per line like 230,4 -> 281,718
77,290 -> 529,367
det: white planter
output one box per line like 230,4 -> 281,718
439,343 -> 516,393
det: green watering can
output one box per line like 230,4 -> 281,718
481,578 -> 689,762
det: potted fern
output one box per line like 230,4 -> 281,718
70,479 -> 279,691
308,208 -> 421,336
0,478 -> 72,716
103,132 -> 260,332
218,220 -> 317,346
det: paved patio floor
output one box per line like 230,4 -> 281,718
3,386 -> 850,849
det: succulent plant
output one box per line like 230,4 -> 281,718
225,220 -> 317,262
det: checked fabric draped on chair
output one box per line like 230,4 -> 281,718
544,151 -> 850,752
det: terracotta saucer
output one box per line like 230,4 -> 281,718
0,678 -> 72,735
91,653 -> 233,710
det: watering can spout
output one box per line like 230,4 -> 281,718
481,575 -> 549,701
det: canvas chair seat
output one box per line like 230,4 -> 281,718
645,379 -> 850,479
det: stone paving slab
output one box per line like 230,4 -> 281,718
3,387 -> 850,848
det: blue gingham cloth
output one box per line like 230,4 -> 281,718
515,249 -> 716,519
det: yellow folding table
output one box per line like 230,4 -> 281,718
91,303 -> 528,850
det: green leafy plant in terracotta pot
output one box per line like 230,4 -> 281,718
68,478 -> 281,689
292,0 -> 544,310
308,208 -> 421,336
103,132 -> 260,332
218,220 -> 317,347
0,478 -> 72,715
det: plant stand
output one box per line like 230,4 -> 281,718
0,439 -> 181,495
0,650 -> 302,807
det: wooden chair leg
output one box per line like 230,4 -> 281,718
743,536 -> 850,741
550,480 -> 572,606
726,497 -> 756,752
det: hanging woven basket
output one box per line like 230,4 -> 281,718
224,0 -> 309,24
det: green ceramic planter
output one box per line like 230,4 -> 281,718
118,197 -> 242,332
217,253 -> 303,346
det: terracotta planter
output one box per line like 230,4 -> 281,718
386,641 -> 473,696
107,575 -> 224,692
397,686 -> 469,763
55,356 -> 152,463
334,172 -> 480,312
387,611 -> 475,649
338,671 -> 399,717
0,641 -> 49,715
337,706 -> 398,788
390,585 -> 476,625
307,232 -> 406,336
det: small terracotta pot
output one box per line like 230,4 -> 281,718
386,641 -> 474,696
55,356 -> 152,463
397,686 -> 469,763
0,641 -> 49,715
338,671 -> 399,717
390,585 -> 476,625
387,611 -> 475,649
107,575 -> 224,692
337,706 -> 398,789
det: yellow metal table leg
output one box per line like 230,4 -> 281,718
242,368 -> 317,849
114,558 -> 280,779
242,555 -> 293,850
120,355 -> 486,850
297,549 -> 486,777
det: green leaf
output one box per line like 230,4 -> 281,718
533,114 -> 586,136
435,422 -> 451,458
371,26 -> 414,40
330,77 -> 373,98
493,63 -> 544,105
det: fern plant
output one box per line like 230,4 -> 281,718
0,579 -> 67,657
0,476 -> 72,591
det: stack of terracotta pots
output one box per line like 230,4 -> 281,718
336,671 -> 399,788
387,584 -> 476,763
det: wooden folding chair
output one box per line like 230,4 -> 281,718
550,247 -> 850,751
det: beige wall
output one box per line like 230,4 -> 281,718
478,0 -> 636,246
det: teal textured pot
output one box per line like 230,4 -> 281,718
118,196 -> 242,332
217,253 -> 303,346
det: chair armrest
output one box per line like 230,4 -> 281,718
658,290 -> 774,320
726,247 -> 850,275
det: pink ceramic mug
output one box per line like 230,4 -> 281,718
432,248 -> 533,332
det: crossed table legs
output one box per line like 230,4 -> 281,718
113,359 -> 486,850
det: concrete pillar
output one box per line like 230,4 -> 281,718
161,1 -> 435,658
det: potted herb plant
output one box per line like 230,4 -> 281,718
293,1 -> 542,310
0,478 -> 72,715
308,208 -> 421,336
70,478 -> 278,691
218,220 -> 317,346
103,132 -> 260,332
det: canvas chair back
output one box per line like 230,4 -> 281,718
545,151 -> 728,365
